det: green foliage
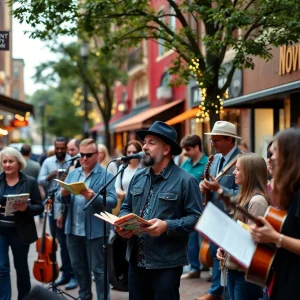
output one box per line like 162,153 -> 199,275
29,84 -> 85,138
10,0 -> 300,123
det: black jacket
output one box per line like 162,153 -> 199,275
0,171 -> 43,244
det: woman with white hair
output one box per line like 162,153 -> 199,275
0,146 -> 43,300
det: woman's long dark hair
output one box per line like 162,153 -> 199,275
273,127 -> 300,210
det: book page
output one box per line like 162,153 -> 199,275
94,213 -> 116,225
55,179 -> 87,195
5,193 -> 30,216
195,202 -> 256,268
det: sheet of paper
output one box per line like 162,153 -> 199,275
195,202 -> 256,268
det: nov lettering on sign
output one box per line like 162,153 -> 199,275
279,44 -> 300,75
0,31 -> 9,51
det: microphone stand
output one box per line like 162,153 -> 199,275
83,161 -> 129,300
45,187 -> 76,299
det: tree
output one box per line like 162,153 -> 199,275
11,0 -> 300,127
29,83 -> 86,138
33,41 -> 127,150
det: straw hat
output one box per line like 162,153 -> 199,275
204,121 -> 241,139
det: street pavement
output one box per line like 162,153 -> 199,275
10,217 -> 210,299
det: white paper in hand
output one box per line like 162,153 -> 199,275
195,202 -> 256,268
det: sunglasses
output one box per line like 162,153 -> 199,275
80,152 -> 97,158
267,152 -> 272,159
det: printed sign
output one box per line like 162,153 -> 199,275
0,31 -> 9,51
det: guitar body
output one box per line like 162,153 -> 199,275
246,243 -> 276,286
199,237 -> 213,267
246,206 -> 287,286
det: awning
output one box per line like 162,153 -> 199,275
90,103 -> 150,132
0,94 -> 34,116
223,80 -> 300,108
166,107 -> 199,125
114,99 -> 184,133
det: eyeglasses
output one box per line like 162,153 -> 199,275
209,138 -> 225,144
267,152 -> 272,159
80,152 -> 98,158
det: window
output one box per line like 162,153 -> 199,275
169,3 -> 176,31
13,67 -> 19,79
13,87 -> 19,99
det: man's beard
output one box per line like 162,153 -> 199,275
143,156 -> 155,167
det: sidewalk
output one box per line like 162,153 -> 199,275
10,218 -> 210,299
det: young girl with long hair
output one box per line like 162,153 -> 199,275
251,127 -> 300,299
217,152 -> 270,300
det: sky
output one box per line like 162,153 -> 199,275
12,17 -> 75,96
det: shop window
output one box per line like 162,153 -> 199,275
133,75 -> 148,106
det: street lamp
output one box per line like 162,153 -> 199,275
38,102 -> 46,153
80,41 -> 89,139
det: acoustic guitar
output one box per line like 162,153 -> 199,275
218,188 -> 287,287
199,155 -> 214,267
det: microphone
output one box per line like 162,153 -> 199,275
113,151 -> 146,162
66,153 -> 81,162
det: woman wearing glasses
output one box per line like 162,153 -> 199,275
114,140 -> 143,216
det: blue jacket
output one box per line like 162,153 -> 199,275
120,159 -> 202,269
209,147 -> 240,210
63,164 -> 117,239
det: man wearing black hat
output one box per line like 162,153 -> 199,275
116,121 -> 202,300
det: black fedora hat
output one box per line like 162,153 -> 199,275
136,121 -> 182,155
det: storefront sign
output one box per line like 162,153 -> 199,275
0,31 -> 9,51
279,44 -> 300,75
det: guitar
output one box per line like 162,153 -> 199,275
199,155 -> 214,267
218,188 -> 287,287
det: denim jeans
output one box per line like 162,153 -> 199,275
208,243 -> 223,296
227,269 -> 262,300
187,231 -> 200,272
0,234 -> 30,300
49,216 -> 74,279
66,234 -> 109,300
128,258 -> 183,300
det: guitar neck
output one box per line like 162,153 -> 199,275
235,205 -> 263,227
218,188 -> 263,227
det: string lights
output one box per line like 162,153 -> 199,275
189,58 -> 226,123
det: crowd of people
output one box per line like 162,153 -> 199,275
0,120 -> 300,300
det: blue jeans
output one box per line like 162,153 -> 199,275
227,270 -> 262,300
128,258 -> 183,300
208,243 -> 223,297
67,234 -> 109,300
0,234 -> 30,300
49,216 -> 74,279
187,231 -> 200,272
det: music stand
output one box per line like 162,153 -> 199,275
45,188 -> 77,300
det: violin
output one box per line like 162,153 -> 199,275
33,198 -> 59,283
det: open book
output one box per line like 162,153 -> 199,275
55,179 -> 87,195
4,193 -> 30,216
195,202 -> 256,268
94,211 -> 151,234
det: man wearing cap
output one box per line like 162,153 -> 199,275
116,121 -> 202,300
197,121 -> 241,300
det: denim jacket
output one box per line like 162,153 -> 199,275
120,159 -> 202,269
